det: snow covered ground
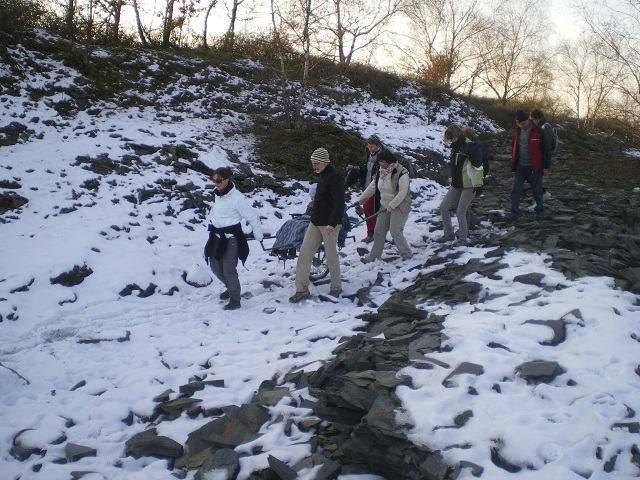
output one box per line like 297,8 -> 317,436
1,38 -> 639,479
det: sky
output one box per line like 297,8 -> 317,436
1,31 -> 640,480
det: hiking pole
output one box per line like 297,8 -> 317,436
348,209 -> 386,229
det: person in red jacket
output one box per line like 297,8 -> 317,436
510,110 -> 552,221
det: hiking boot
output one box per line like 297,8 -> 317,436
289,290 -> 311,303
435,234 -> 455,243
223,299 -> 241,310
401,253 -> 413,261
219,290 -> 230,300
361,236 -> 373,244
329,288 -> 342,297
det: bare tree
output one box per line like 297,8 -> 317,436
131,0 -> 149,46
97,0 -> 125,44
203,0 -> 219,48
270,0 -> 294,123
579,0 -> 640,132
476,0 -> 550,106
557,38 -> 621,130
223,0 -> 246,49
161,0 -> 176,47
400,0 -> 491,91
65,0 -> 77,38
315,0 -> 403,66
271,0 -> 326,128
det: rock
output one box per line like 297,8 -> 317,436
517,360 -> 563,383
125,428 -> 183,459
65,443 -> 97,462
50,265 -> 93,287
267,455 -> 297,480
194,448 -> 240,480
0,191 -> 29,214
442,362 -> 484,388
525,319 -> 566,346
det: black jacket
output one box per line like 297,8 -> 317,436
449,135 -> 482,188
311,164 -> 345,227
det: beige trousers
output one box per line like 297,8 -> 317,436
295,223 -> 341,292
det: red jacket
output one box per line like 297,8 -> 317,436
511,125 -> 551,173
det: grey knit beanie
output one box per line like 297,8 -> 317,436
310,147 -> 330,164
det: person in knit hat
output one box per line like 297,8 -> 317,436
289,148 -> 345,302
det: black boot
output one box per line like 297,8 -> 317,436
223,299 -> 241,310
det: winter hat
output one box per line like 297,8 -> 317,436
366,134 -> 381,145
310,147 -> 330,164
515,110 -> 529,122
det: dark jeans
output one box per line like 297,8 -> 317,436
511,165 -> 544,216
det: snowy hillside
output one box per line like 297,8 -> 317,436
1,31 -> 639,480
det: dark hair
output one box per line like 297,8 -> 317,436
213,166 -> 233,179
378,149 -> 397,163
444,124 -> 463,140
530,109 -> 544,120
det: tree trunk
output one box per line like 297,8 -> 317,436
203,0 -> 218,48
132,0 -> 149,47
66,0 -> 75,39
295,0 -> 313,129
224,0 -> 239,49
162,0 -> 175,48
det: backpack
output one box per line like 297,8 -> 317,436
543,122 -> 559,154
474,139 -> 489,177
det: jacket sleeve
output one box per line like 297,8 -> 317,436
236,194 -> 263,241
328,174 -> 346,228
357,178 -> 377,204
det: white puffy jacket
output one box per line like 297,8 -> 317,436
209,186 -> 263,241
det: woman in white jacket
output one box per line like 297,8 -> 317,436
205,167 -> 263,310
357,150 -> 412,263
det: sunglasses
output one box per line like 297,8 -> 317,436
213,178 -> 227,184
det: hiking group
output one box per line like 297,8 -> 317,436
204,109 -> 557,309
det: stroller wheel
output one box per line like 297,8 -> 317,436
309,246 -> 329,281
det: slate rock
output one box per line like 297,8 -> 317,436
419,451 -> 449,480
442,362 -> 484,388
525,319 -> 566,346
65,443 -> 97,462
267,454 -> 297,480
194,448 -> 240,480
513,272 -> 545,286
125,428 -> 183,459
517,360 -> 563,384
187,405 -> 263,454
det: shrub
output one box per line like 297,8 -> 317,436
0,0 -> 46,35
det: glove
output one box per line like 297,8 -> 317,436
473,187 -> 483,197
355,205 -> 364,216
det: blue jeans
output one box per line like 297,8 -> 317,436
511,165 -> 544,216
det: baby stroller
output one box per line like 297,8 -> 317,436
261,207 -> 353,281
